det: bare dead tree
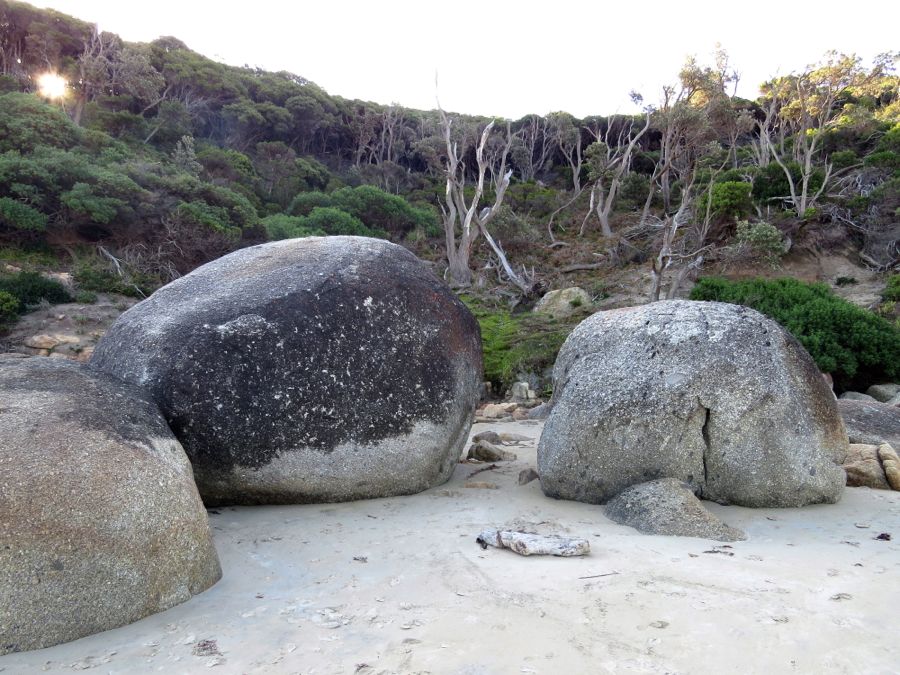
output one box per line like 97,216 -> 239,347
648,157 -> 725,301
580,113 -> 651,237
438,107 -> 536,294
511,115 -> 554,182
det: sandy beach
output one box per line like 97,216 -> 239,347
2,419 -> 899,674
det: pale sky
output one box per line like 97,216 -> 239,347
32,0 -> 899,119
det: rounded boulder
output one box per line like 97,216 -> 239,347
91,236 -> 482,504
537,300 -> 847,507
0,357 -> 221,655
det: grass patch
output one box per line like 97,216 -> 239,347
462,294 -> 579,394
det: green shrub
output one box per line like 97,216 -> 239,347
883,275 -> 900,302
700,181 -> 753,220
0,197 -> 48,231
0,290 -> 18,326
690,276 -> 900,392
260,214 -> 325,240
302,206 -> 385,238
732,220 -> 785,265
752,162 -> 824,206
330,185 -> 437,237
829,150 -> 858,170
74,290 -> 98,304
288,191 -> 333,216
73,261 -> 151,298
175,200 -> 239,237
0,271 -> 72,311
864,150 -> 900,172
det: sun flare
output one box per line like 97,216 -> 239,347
37,72 -> 67,99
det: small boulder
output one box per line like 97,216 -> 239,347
509,381 -> 537,401
467,441 -> 517,462
481,403 -> 508,419
866,383 -> 900,403
538,301 -> 847,507
878,444 -> 900,490
518,468 -> 540,485
472,430 -> 502,445
838,399 -> 900,448
533,287 -> 591,319
527,402 -> 550,420
604,478 -> 745,541
0,358 -> 221,655
843,444 -> 891,490
840,391 -> 878,403
91,237 -> 482,505
23,334 -> 60,350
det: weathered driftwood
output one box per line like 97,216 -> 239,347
476,530 -> 590,556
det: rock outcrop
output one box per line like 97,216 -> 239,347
538,300 -> 847,507
840,391 -> 878,403
842,443 -> 900,490
91,236 -> 482,505
0,357 -> 220,655
604,478 -> 746,541
532,287 -> 591,319
866,383 -> 900,403
838,399 -> 900,448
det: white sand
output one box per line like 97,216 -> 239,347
3,420 -> 899,674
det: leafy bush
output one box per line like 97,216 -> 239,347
732,220 -> 785,265
74,290 -> 98,304
864,150 -> 900,173
73,260 -> 151,298
330,185 -> 436,236
175,200 -> 239,237
0,197 -> 48,231
829,149 -> 858,169
0,93 -> 79,153
618,173 -> 651,210
302,206 -> 382,238
260,214 -> 325,240
0,290 -> 18,326
700,181 -> 753,220
288,191 -> 333,216
690,276 -> 900,392
0,271 -> 72,311
752,162 -> 824,206
883,275 -> 900,302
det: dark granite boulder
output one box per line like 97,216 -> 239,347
0,357 -> 220,655
91,236 -> 482,504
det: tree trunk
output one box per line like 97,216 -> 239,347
446,250 -> 473,287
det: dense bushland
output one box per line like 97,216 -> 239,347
690,277 -> 900,391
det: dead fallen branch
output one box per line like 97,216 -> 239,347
467,463 -> 499,479
560,262 -> 606,274
476,529 -> 590,556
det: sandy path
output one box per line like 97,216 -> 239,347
3,420 -> 899,674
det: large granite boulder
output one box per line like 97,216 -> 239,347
0,357 -> 220,655
91,236 -> 482,505
838,399 -> 900,448
538,300 -> 847,507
